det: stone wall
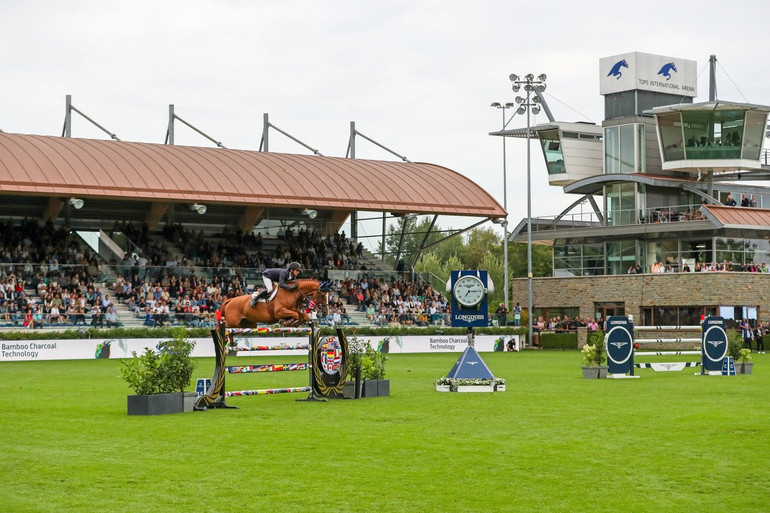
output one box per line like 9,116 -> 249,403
511,272 -> 770,322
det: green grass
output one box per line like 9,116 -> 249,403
1,351 -> 768,512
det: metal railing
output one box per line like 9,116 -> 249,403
527,202 -> 708,232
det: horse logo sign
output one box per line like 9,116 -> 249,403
657,62 -> 677,81
607,59 -> 628,79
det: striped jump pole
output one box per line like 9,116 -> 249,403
635,351 -> 702,356
225,387 -> 311,397
230,344 -> 311,352
227,363 -> 310,374
634,362 -> 701,371
634,338 -> 701,344
634,325 -> 702,331
225,327 -> 313,335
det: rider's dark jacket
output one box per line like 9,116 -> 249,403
262,268 -> 297,289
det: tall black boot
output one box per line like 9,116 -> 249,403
250,290 -> 269,308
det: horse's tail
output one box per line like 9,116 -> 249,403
219,297 -> 234,321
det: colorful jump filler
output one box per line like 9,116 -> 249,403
195,324 -> 348,409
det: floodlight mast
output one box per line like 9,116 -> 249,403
510,72 -> 546,348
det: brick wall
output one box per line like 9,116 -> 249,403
511,272 -> 770,322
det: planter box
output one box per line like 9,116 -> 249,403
341,381 -> 361,399
361,379 -> 390,398
436,384 -> 450,392
495,384 -> 506,392
736,362 -> 754,375
127,392 -> 184,416
183,392 -> 197,412
581,366 -> 608,379
457,385 -> 495,393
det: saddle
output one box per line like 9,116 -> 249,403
254,288 -> 280,303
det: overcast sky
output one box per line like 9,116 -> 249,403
2,0 -> 768,247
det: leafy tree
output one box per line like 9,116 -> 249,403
509,242 -> 552,278
465,228 -> 501,270
377,217 -> 447,268
479,252 -> 504,307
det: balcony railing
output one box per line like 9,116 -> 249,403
527,203 -> 708,233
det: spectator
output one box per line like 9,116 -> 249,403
105,306 -> 121,328
90,305 -> 104,327
32,306 -> 44,329
495,302 -> 508,327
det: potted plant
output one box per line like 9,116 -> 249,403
344,336 -> 388,398
736,348 -> 753,374
726,330 -> 753,374
120,327 -> 196,415
581,330 -> 607,379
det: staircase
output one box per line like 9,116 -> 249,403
112,300 -> 146,328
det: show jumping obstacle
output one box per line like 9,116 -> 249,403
195,323 -> 349,409
604,316 -> 728,377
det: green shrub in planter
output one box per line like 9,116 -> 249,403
727,330 -> 745,361
346,336 -> 387,381
120,327 -> 196,395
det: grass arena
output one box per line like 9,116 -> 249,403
2,348 -> 768,513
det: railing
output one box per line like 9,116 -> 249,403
0,262 -> 418,289
527,203 -> 707,233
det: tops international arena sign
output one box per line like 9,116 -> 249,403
600,51 -> 697,97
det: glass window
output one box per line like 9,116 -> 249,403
681,110 -> 745,160
743,110 -> 767,160
658,113 -> 685,161
637,124 -> 646,174
606,183 -> 636,226
641,306 -> 716,326
607,240 -> 636,275
619,124 -> 635,173
553,243 -> 605,276
539,129 -> 566,175
605,126 -> 620,173
605,124 -> 643,174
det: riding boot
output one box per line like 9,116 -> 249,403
250,290 -> 269,308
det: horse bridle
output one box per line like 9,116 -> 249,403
296,285 -> 327,311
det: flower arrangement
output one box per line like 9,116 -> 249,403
738,348 -> 752,363
581,340 -> 606,367
434,376 -> 506,392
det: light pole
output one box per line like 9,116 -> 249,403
490,102 -> 514,313
510,73 -> 546,348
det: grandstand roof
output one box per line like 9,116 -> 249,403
0,132 -> 505,225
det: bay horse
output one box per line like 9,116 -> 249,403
219,279 -> 328,328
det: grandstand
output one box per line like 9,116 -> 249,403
0,128 -> 504,330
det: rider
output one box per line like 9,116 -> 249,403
250,262 -> 302,308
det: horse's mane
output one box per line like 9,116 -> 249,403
296,279 -> 320,290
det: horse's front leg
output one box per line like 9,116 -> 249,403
275,307 -> 308,326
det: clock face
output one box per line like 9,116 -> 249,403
454,275 -> 485,307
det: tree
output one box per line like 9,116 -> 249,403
377,217 -> 449,268
465,228 -> 501,270
508,242 -> 552,278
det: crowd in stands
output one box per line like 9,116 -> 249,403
628,260 -> 769,274
321,276 -> 451,327
0,219 -> 447,329
532,316 -> 601,333
113,222 -> 369,274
